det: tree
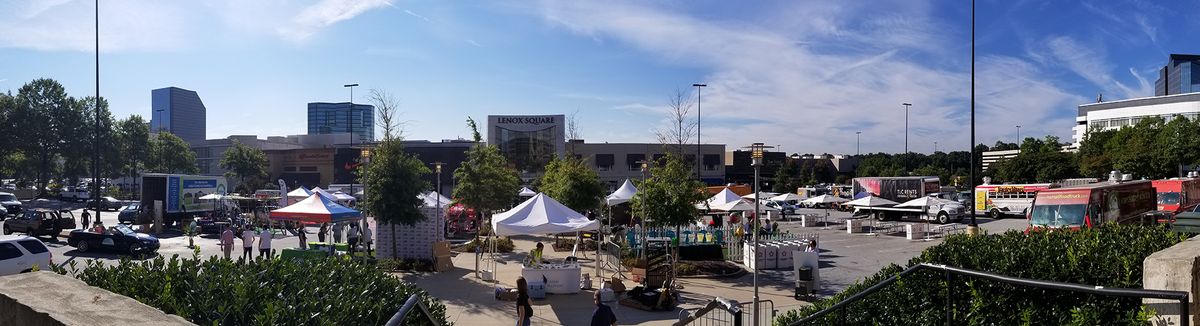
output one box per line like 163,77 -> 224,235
1077,128 -> 1115,178
116,115 -> 150,178
653,89 -> 696,157
361,89 -> 431,261
148,132 -> 198,174
13,79 -> 76,196
453,117 -> 520,229
1157,116 -> 1200,178
539,156 -> 604,213
219,140 -> 269,193
630,153 -> 706,228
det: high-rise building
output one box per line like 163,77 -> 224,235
307,102 -> 375,143
1155,54 -> 1200,96
150,87 -> 207,145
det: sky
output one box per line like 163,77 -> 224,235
2,0 -> 1199,155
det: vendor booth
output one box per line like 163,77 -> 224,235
269,193 -> 362,255
491,193 -> 599,294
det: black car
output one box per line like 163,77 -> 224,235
86,197 -> 123,211
117,202 -> 144,224
68,224 -> 159,256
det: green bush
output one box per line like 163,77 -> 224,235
453,237 -> 514,253
55,255 -> 450,326
775,224 -> 1189,326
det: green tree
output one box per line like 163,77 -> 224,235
1157,116 -> 1200,178
773,159 -> 801,193
219,140 -> 269,192
363,89 -> 430,228
453,117 -> 520,229
116,115 -> 150,178
539,156 -> 605,213
13,79 -> 76,195
630,152 -> 706,228
1077,128 -> 1115,178
148,132 -> 198,174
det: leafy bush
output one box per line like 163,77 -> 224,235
775,224 -> 1189,326
54,255 -> 450,326
377,258 -> 435,272
453,237 -> 514,253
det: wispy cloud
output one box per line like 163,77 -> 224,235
0,0 -> 186,52
465,39 -> 483,47
1044,36 -> 1151,100
278,0 -> 392,42
404,9 -> 430,22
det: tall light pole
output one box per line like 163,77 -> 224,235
968,0 -> 979,232
344,83 -> 358,202
901,103 -> 912,154
1015,125 -> 1021,144
637,160 -> 649,265
692,83 -> 706,181
855,131 -> 862,156
934,141 -> 939,153
93,0 -> 101,224
743,142 -> 772,326
433,162 -> 444,235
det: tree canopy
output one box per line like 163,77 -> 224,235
990,136 -> 1078,183
539,156 -> 605,213
453,117 -> 520,217
362,90 -> 431,226
1077,116 -> 1200,179
631,153 -> 706,228
220,140 -> 270,193
149,132 -> 198,174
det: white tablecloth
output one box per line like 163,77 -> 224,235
522,265 -> 582,294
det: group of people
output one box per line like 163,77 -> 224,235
215,221 -> 375,260
219,225 -> 275,260
317,222 -> 373,255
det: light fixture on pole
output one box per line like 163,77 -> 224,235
742,142 -> 773,326
433,162 -> 444,236
692,83 -> 706,181
344,83 -> 359,204
637,160 -> 649,268
1015,125 -> 1021,143
902,103 -> 912,174
934,141 -> 938,153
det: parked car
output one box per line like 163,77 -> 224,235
0,192 -> 21,218
68,224 -> 159,256
58,188 -> 90,202
0,235 -> 52,276
86,196 -> 122,211
3,209 -> 76,240
764,200 -> 795,215
117,202 -> 143,224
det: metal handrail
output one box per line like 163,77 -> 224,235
790,263 -> 1190,326
385,294 -> 442,326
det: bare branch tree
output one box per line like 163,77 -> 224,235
566,109 -> 582,141
653,88 -> 696,155
368,89 -> 404,140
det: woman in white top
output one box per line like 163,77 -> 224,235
258,228 -> 273,258
241,228 -> 256,261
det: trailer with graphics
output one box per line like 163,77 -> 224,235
138,174 -> 228,226
850,176 -> 965,223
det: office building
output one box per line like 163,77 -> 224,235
150,87 -> 207,145
487,115 -> 566,179
1072,92 -> 1200,147
307,102 -> 375,143
724,150 -> 788,188
570,140 -> 726,189
1155,54 -> 1200,96
401,139 -> 479,196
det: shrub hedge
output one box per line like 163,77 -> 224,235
55,255 -> 450,326
775,224 -> 1189,326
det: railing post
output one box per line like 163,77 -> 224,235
1181,297 -> 1190,326
838,305 -> 846,325
944,268 -> 953,326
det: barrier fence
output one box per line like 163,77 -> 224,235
619,225 -> 816,264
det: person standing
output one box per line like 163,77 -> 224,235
220,226 -> 234,259
332,222 -> 344,244
297,224 -> 308,250
318,223 -> 328,243
515,276 -> 533,326
346,224 -> 360,256
362,222 -> 373,255
590,290 -> 617,326
240,227 -> 256,261
258,227 -> 273,258
80,210 -> 91,230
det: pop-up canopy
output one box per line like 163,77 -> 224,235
286,187 -> 311,198
419,191 -> 451,208
311,187 -> 337,200
702,187 -> 743,209
331,191 -> 356,201
801,194 -> 848,205
605,179 -> 638,206
492,193 -> 599,236
846,195 -> 898,207
269,193 -> 362,223
518,187 -> 537,197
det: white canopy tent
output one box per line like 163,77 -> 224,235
846,195 -> 898,207
605,179 -> 638,206
419,191 -> 452,208
286,187 -> 312,198
492,193 -> 599,236
770,193 -> 806,202
331,191 -> 356,202
518,187 -> 537,197
717,199 -> 781,213
700,188 -> 743,209
895,196 -> 957,208
741,191 -> 779,200
801,194 -> 849,205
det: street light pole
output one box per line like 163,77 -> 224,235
637,160 -> 649,266
902,103 -> 912,174
344,83 -> 358,204
692,83 -> 706,182
855,131 -> 862,156
1016,125 -> 1021,143
935,141 -> 939,153
93,0 -> 101,225
969,0 -> 979,231
743,142 -> 772,326
434,162 -> 444,236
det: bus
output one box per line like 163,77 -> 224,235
1150,178 -> 1200,217
1027,180 -> 1156,229
974,183 -> 1054,219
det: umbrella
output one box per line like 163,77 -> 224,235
895,196 -> 958,208
846,195 -> 898,207
518,187 -> 537,197
801,194 -> 849,205
770,193 -> 806,202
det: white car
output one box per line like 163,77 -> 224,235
0,235 -> 52,276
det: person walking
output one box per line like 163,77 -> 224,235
80,210 -> 91,230
590,290 -> 617,326
362,222 -> 373,255
515,276 -> 533,326
297,224 -> 308,250
258,227 -> 273,258
318,223 -> 328,243
240,226 -> 256,261
347,223 -> 360,256
220,226 -> 234,259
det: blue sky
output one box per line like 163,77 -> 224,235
2,0 -> 1199,154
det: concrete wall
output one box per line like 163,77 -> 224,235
1143,236 -> 1200,326
375,206 -> 444,260
0,271 -> 193,326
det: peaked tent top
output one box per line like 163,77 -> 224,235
895,196 -> 958,208
286,187 -> 312,198
704,187 -> 743,208
800,194 -> 848,204
518,187 -> 537,197
492,193 -> 598,236
605,179 -> 638,206
770,193 -> 806,202
419,191 -> 452,208
269,193 -> 362,223
846,195 -> 898,207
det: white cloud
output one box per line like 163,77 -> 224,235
536,1 -> 1085,154
466,39 -> 483,47
277,0 -> 393,42
0,0 -> 187,52
1045,36 -> 1152,100
404,9 -> 431,22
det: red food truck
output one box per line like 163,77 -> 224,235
1150,178 -> 1200,217
1027,180 -> 1156,229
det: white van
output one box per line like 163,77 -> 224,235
0,235 -> 52,276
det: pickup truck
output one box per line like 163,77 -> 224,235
2,209 -> 77,239
68,224 -> 159,256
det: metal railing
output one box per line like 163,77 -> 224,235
385,294 -> 442,326
676,298 -> 775,326
789,263 -> 1190,326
